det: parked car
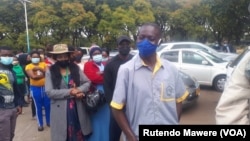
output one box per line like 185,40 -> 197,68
157,42 -> 238,62
158,48 -> 228,92
179,71 -> 200,109
226,46 -> 250,82
79,47 -> 90,55
130,49 -> 139,55
109,49 -> 138,57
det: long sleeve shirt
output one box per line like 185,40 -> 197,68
12,64 -> 25,84
103,54 -> 133,103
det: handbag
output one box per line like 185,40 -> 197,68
84,84 -> 106,112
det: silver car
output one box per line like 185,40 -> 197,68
158,48 -> 228,92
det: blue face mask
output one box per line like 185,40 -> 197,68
137,39 -> 158,57
31,58 -> 40,64
0,57 -> 13,66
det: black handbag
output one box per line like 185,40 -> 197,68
84,85 -> 106,112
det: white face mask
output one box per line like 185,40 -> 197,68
0,57 -> 13,65
102,57 -> 109,62
31,58 -> 40,64
92,54 -> 102,63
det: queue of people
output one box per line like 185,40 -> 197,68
0,22 -> 213,141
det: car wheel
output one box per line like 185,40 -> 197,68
213,75 -> 226,92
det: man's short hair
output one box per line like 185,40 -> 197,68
139,22 -> 162,36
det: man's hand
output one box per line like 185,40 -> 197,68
127,135 -> 138,141
16,106 -> 22,115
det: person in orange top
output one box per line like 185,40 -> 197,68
25,51 -> 50,131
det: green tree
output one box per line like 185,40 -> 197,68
204,0 -> 250,45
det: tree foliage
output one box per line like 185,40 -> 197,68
0,0 -> 249,52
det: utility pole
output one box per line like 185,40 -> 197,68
18,0 -> 31,53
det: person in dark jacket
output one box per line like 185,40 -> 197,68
0,46 -> 22,141
222,40 -> 236,53
103,35 -> 134,141
12,56 -> 28,107
18,53 -> 36,118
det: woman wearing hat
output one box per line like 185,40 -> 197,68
45,44 -> 92,141
25,50 -> 50,131
83,46 -> 110,141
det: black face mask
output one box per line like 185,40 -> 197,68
74,55 -> 82,63
56,60 -> 70,68
119,46 -> 130,56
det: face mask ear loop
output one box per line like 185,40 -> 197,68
157,39 -> 162,46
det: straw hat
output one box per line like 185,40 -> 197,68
49,44 -> 74,54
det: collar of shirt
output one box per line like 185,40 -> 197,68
134,54 -> 162,75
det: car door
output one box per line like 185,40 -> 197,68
180,50 -> 213,85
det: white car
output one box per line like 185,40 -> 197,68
157,41 -> 238,62
158,48 -> 228,92
79,47 -> 90,55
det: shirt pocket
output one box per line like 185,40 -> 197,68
160,82 -> 175,102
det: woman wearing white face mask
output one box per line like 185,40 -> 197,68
83,46 -> 110,141
25,51 -> 50,132
101,48 -> 110,65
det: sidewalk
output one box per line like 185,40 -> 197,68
13,105 -> 123,141
13,106 -> 50,141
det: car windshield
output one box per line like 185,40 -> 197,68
197,50 -> 226,63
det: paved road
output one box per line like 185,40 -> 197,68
180,86 -> 222,124
13,107 -> 50,141
13,86 -> 222,141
